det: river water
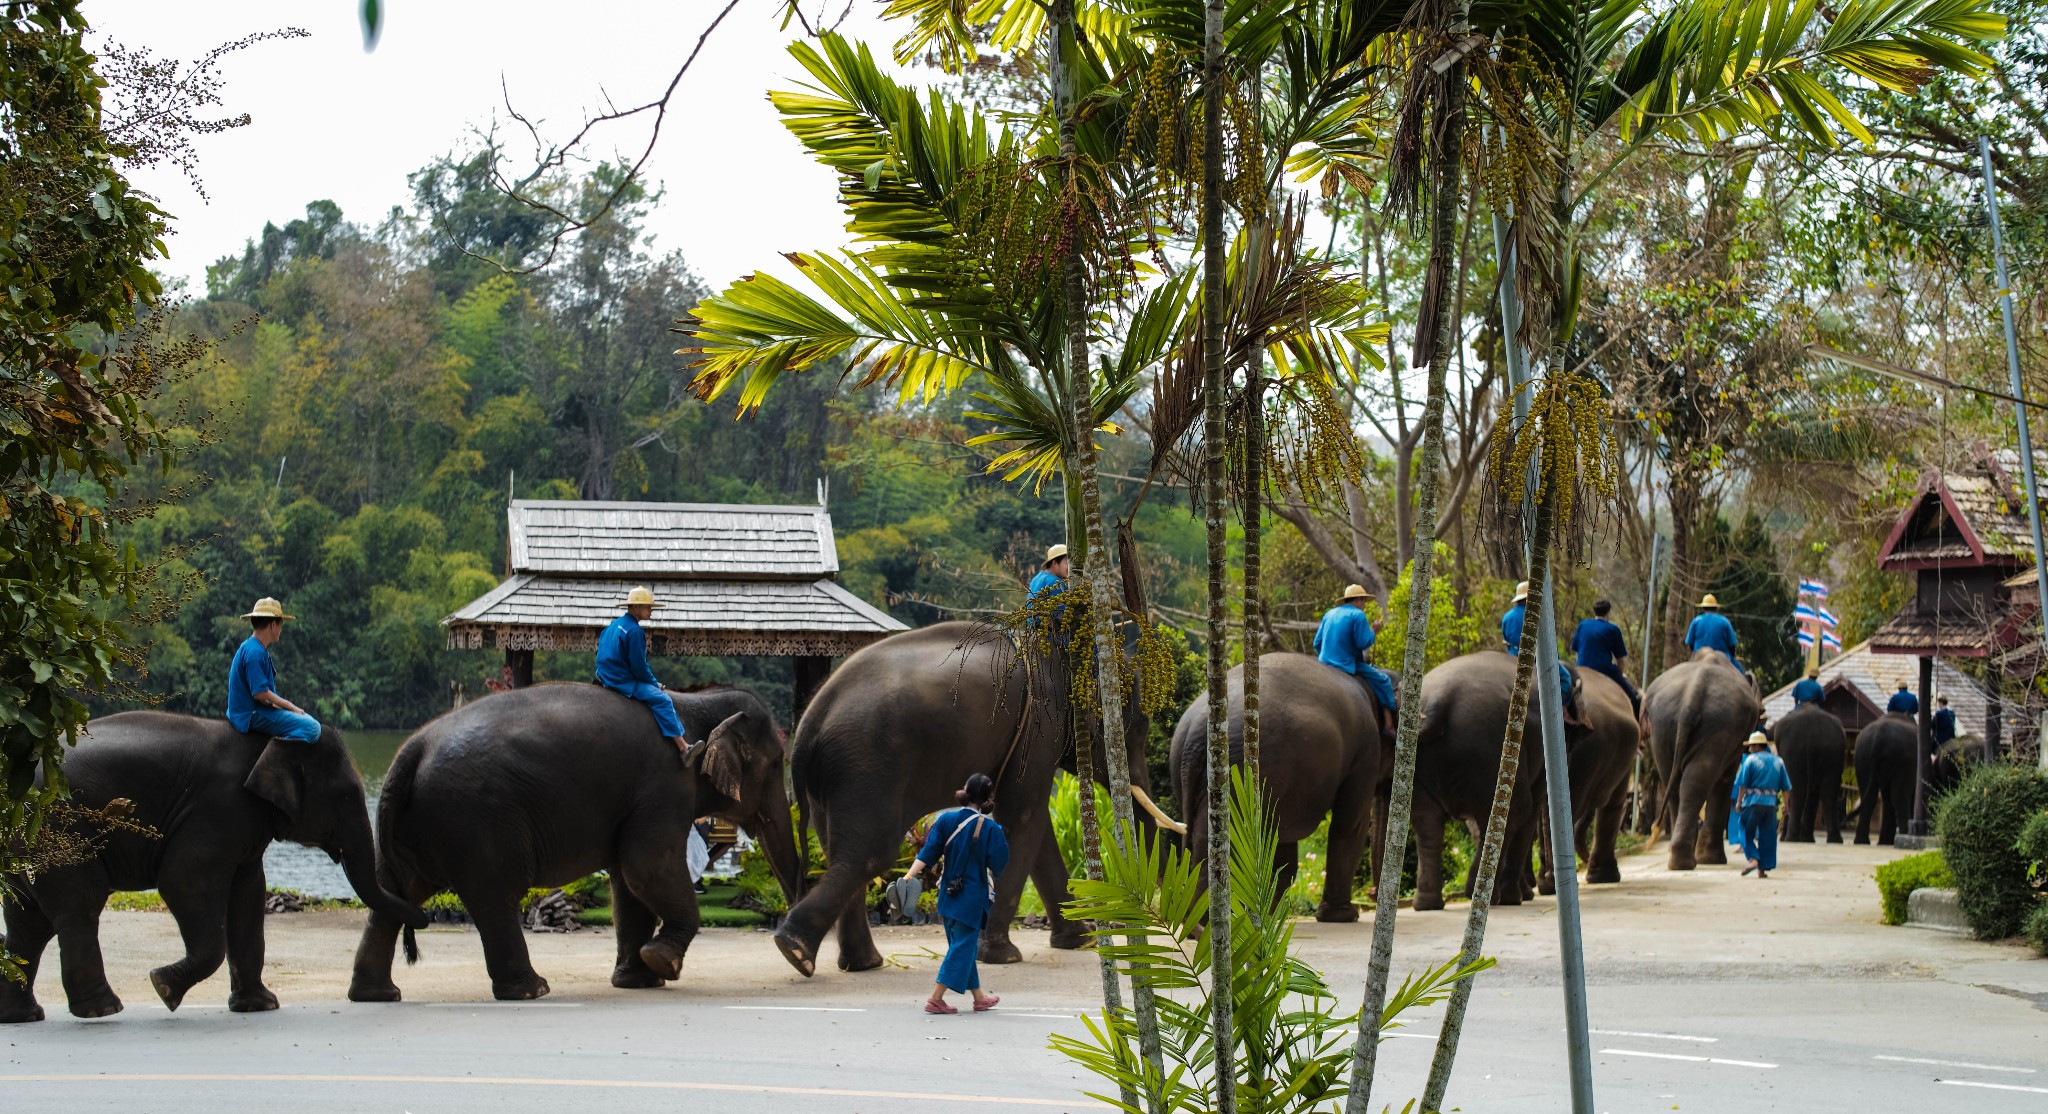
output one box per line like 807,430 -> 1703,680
261,729 -> 410,899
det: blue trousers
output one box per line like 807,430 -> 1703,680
1588,662 -> 1639,709
1507,652 -> 1575,707
243,707 -> 321,742
1740,803 -> 1779,870
611,681 -> 685,739
1357,664 -> 1398,715
938,917 -> 981,992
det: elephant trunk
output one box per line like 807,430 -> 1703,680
752,782 -> 808,910
338,818 -> 430,932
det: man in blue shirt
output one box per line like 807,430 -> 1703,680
1791,669 -> 1824,706
1734,731 -> 1792,878
1314,584 -> 1397,742
1502,582 -> 1578,722
1886,682 -> 1919,717
227,597 -> 322,742
596,586 -> 687,755
1569,598 -> 1638,713
1684,593 -> 1744,675
1931,696 -> 1956,744
1028,544 -> 1069,606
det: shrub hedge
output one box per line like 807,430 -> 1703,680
1874,850 -> 1952,926
1933,763 -> 2048,940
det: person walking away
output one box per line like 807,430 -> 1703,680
1734,732 -> 1791,878
1569,598 -> 1639,714
1886,681 -> 1919,716
1313,584 -> 1399,745
595,586 -> 688,756
227,597 -> 322,742
1791,669 -> 1824,706
1931,696 -> 1956,745
904,773 -> 1009,1014
1684,593 -> 1745,676
1502,582 -> 1580,725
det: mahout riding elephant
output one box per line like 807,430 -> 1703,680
1853,713 -> 1918,846
0,712 -> 428,1023
348,683 -> 802,1002
1405,651 -> 1584,909
1774,702 -> 1846,843
773,620 -> 1160,977
1169,653 -> 1384,922
1536,669 -> 1639,894
1643,650 -> 1762,870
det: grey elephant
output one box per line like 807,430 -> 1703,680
772,620 -> 1163,978
1774,702 -> 1846,843
1169,653 -> 1384,922
1853,713 -> 1918,846
0,713 -> 428,1023
348,683 -> 803,1002
1536,668 -> 1640,893
1643,650 -> 1762,869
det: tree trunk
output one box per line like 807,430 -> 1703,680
1201,0 -> 1236,1102
1660,469 -> 1703,673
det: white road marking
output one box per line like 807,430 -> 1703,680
1005,1013 -> 1078,1020
421,1002 -> 583,1008
0,1073 -> 1072,1107
1876,1055 -> 2036,1074
1601,1048 -> 1776,1069
1941,1080 -> 2048,1095
723,1006 -> 865,1012
1592,1028 -> 1717,1043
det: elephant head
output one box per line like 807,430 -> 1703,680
687,710 -> 805,908
244,731 -> 429,930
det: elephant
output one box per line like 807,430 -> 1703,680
1169,653 -> 1384,922
1774,702 -> 1846,843
1642,650 -> 1762,870
1405,651 -> 1586,910
1853,713 -> 1918,846
772,620 -> 1160,978
0,712 -> 428,1024
348,683 -> 803,1002
1536,668 -> 1640,894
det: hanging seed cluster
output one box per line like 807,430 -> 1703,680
1482,369 -> 1619,566
955,153 -> 1067,312
1119,48 -> 1270,230
1002,580 -> 1181,719
1265,369 -> 1368,508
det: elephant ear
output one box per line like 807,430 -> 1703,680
690,711 -> 749,802
244,739 -> 304,823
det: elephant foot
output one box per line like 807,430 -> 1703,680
72,986 -> 125,1019
229,988 -> 280,1014
1699,847 -> 1728,865
611,964 -> 664,990
1666,851 -> 1697,871
346,979 -> 402,1003
1826,835 -> 1843,845
1314,903 -> 1359,924
1537,876 -> 1558,897
148,968 -> 186,1012
1585,862 -> 1621,885
1854,836 -> 1871,846
837,947 -> 886,973
637,938 -> 687,982
491,974 -> 550,1001
773,931 -> 816,978
0,999 -> 45,1024
1495,889 -> 1525,907
1047,928 -> 1092,950
1412,891 -> 1446,912
1878,835 -> 1896,846
978,938 -> 1024,965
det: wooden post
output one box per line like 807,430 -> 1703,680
791,655 -> 831,729
506,649 -> 535,689
1911,654 -> 1933,836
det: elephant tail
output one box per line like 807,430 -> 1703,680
403,925 -> 419,966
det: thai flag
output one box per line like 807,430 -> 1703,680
1799,579 -> 1830,599
1822,630 -> 1842,651
1797,630 -> 1816,647
1818,607 -> 1839,629
1794,603 -> 1820,623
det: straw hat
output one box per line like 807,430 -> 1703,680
1698,593 -> 1721,609
1745,731 -> 1771,748
241,597 -> 294,621
1511,581 -> 1529,603
624,586 -> 658,607
1044,543 -> 1069,565
1342,584 -> 1369,600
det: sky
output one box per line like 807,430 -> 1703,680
92,0 -> 897,295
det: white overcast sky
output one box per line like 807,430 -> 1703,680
93,0 -> 898,293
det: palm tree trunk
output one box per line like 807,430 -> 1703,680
1201,0 -> 1236,1103
1242,363 -> 1263,781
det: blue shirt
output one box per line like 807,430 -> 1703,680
917,807 -> 1011,928
1734,751 -> 1792,809
1502,603 -> 1527,654
1313,604 -> 1376,675
1685,612 -> 1739,656
595,613 -> 658,690
1792,678 -> 1824,705
226,635 -> 278,733
1569,617 -> 1628,670
1027,569 -> 1065,604
1887,690 -> 1919,716
1932,707 -> 1956,743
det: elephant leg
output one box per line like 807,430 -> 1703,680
1697,766 -> 1733,866
1586,790 -> 1624,885
1319,778 -> 1372,923
1536,802 -> 1558,898
53,900 -> 123,1019
1824,779 -> 1844,844
1366,784 -> 1390,900
833,894 -> 884,972
0,891 -> 54,1022
1494,813 -> 1534,907
1274,842 -> 1301,914
225,860 -> 277,1013
1411,800 -> 1447,912
1879,776 -> 1904,845
617,835 -> 700,982
1027,827 -> 1086,951
152,869 -> 235,1013
348,864 -> 433,1003
978,787 -> 1058,965
776,800 -> 892,977
465,888 -> 548,1000
608,882 -> 664,989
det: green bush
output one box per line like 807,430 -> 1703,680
2017,810 -> 2048,868
1934,763 -> 2048,939
2025,901 -> 2048,957
1874,850 -> 1953,925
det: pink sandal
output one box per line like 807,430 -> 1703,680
923,998 -> 957,1015
973,995 -> 1000,1012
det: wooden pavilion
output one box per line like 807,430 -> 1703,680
443,499 -> 907,725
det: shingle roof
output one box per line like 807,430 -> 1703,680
1762,639 -> 2018,739
1868,602 -> 2005,657
445,575 -> 906,657
508,500 -> 838,580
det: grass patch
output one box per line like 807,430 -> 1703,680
107,891 -> 165,912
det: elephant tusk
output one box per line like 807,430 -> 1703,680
1130,785 -> 1187,836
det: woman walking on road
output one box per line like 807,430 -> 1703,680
904,773 -> 1009,1014
1735,732 -> 1792,878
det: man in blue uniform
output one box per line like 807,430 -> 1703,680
1502,582 -> 1577,721
1886,682 -> 1919,717
1734,731 -> 1792,878
1314,584 -> 1397,743
1791,669 -> 1824,706
227,597 -> 322,741
1028,544 -> 1069,606
1931,696 -> 1956,744
596,586 -> 688,755
1684,593 -> 1744,675
1569,598 -> 1638,714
